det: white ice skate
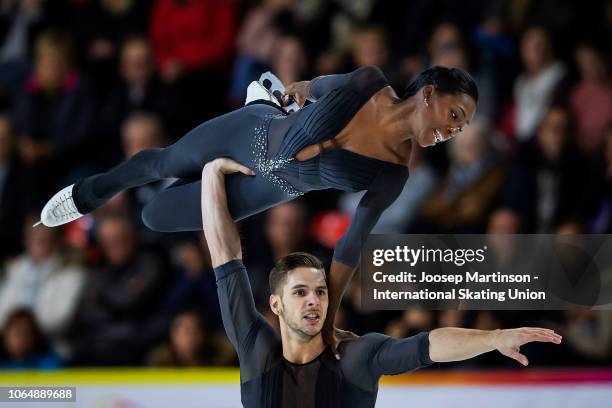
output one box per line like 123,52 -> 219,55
244,72 -> 301,113
33,184 -> 84,227
259,71 -> 301,113
245,80 -> 281,107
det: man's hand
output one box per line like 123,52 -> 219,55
493,327 -> 562,366
322,324 -> 358,359
284,81 -> 311,107
203,157 -> 255,176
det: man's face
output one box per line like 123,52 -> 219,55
271,267 -> 328,340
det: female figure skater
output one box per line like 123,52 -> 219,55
38,65 -> 477,347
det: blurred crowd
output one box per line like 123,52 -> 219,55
0,0 -> 611,369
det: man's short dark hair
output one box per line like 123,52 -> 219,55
269,252 -> 325,295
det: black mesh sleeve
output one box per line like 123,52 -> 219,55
214,260 -> 280,382
308,65 -> 389,101
340,332 -> 433,389
333,166 -> 409,267
368,332 -> 433,376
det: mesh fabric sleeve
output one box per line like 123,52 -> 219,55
214,259 -> 280,382
308,65 -> 389,101
340,332 -> 433,389
333,166 -> 409,267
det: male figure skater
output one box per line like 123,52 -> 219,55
201,158 -> 562,407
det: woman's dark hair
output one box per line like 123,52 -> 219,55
403,66 -> 478,103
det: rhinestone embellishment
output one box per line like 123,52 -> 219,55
252,114 -> 303,197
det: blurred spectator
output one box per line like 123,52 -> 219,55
404,21 -> 467,81
395,1 -> 485,64
352,24 -> 389,68
0,216 -> 85,358
0,0 -> 47,87
121,111 -> 166,177
61,0 -> 151,98
563,310 -> 612,363
91,191 -> 134,225
98,35 -> 179,163
502,106 -> 590,232
569,43 -> 612,156
510,26 -> 567,141
438,310 -> 466,328
147,310 -> 234,366
163,236 -> 221,329
420,121 -> 505,232
428,21 -> 502,124
385,309 -> 436,339
339,274 -> 390,335
150,0 -> 236,82
121,112 -> 166,159
487,208 -> 522,234
244,201 -> 330,307
472,13 -> 516,121
427,22 -> 464,64
71,214 -> 168,365
0,308 -> 61,369
12,30 -> 94,205
265,202 -> 311,260
554,220 -> 585,235
116,112 -> 175,237
271,35 -> 308,86
228,0 -> 289,106
485,209 -> 523,282
150,0 -> 237,123
350,24 -> 402,88
586,123 -> 612,233
430,40 -> 469,70
0,114 -> 27,261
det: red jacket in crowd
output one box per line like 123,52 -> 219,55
150,0 -> 236,72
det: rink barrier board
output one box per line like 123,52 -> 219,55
1,369 -> 612,386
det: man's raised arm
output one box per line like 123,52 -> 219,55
201,159 -> 253,267
201,159 -> 279,372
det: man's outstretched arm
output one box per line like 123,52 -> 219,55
429,327 -> 562,366
201,159 -> 253,267
363,327 -> 562,378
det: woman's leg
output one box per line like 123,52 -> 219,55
142,171 -> 296,232
74,104 -> 279,214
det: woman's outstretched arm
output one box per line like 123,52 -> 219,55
284,65 -> 388,105
322,260 -> 358,356
324,167 -> 409,355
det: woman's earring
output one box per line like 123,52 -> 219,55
424,98 -> 429,107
